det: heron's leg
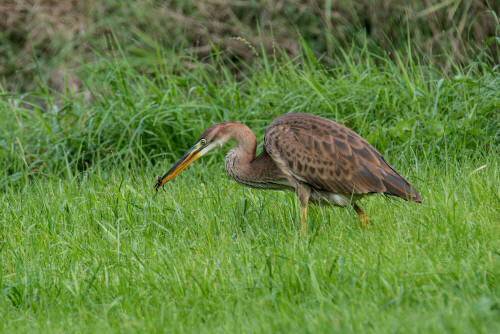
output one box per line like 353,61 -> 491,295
301,205 -> 308,232
353,203 -> 370,229
296,183 -> 311,232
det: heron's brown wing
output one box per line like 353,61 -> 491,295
264,113 -> 422,201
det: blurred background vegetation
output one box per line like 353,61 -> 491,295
0,0 -> 498,186
1,0 -> 499,92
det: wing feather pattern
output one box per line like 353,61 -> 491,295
264,113 -> 422,202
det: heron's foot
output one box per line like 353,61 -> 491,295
353,203 -> 370,229
359,213 -> 370,229
300,206 -> 308,233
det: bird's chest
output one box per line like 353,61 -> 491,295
225,150 -> 252,187
224,150 -> 267,189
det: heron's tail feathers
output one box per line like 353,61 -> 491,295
382,172 -> 422,202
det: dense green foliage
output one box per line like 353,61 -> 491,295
1,42 -> 498,186
0,3 -> 499,332
1,40 -> 499,332
0,159 -> 499,332
1,0 -> 499,92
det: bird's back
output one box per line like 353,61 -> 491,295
264,113 -> 422,202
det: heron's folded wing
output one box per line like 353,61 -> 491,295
264,114 -> 421,201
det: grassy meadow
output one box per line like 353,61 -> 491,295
1,1 -> 500,332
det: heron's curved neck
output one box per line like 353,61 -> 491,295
227,124 -> 257,164
223,123 -> 284,188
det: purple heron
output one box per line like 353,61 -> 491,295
155,113 -> 422,230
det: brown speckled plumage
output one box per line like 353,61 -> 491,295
264,113 -> 422,201
155,113 -> 422,230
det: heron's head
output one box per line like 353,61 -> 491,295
154,122 -> 238,192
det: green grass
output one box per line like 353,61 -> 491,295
0,37 -> 499,332
1,41 -> 498,181
0,159 -> 499,332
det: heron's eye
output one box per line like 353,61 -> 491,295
200,139 -> 207,145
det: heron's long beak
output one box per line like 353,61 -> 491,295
154,140 -> 205,192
